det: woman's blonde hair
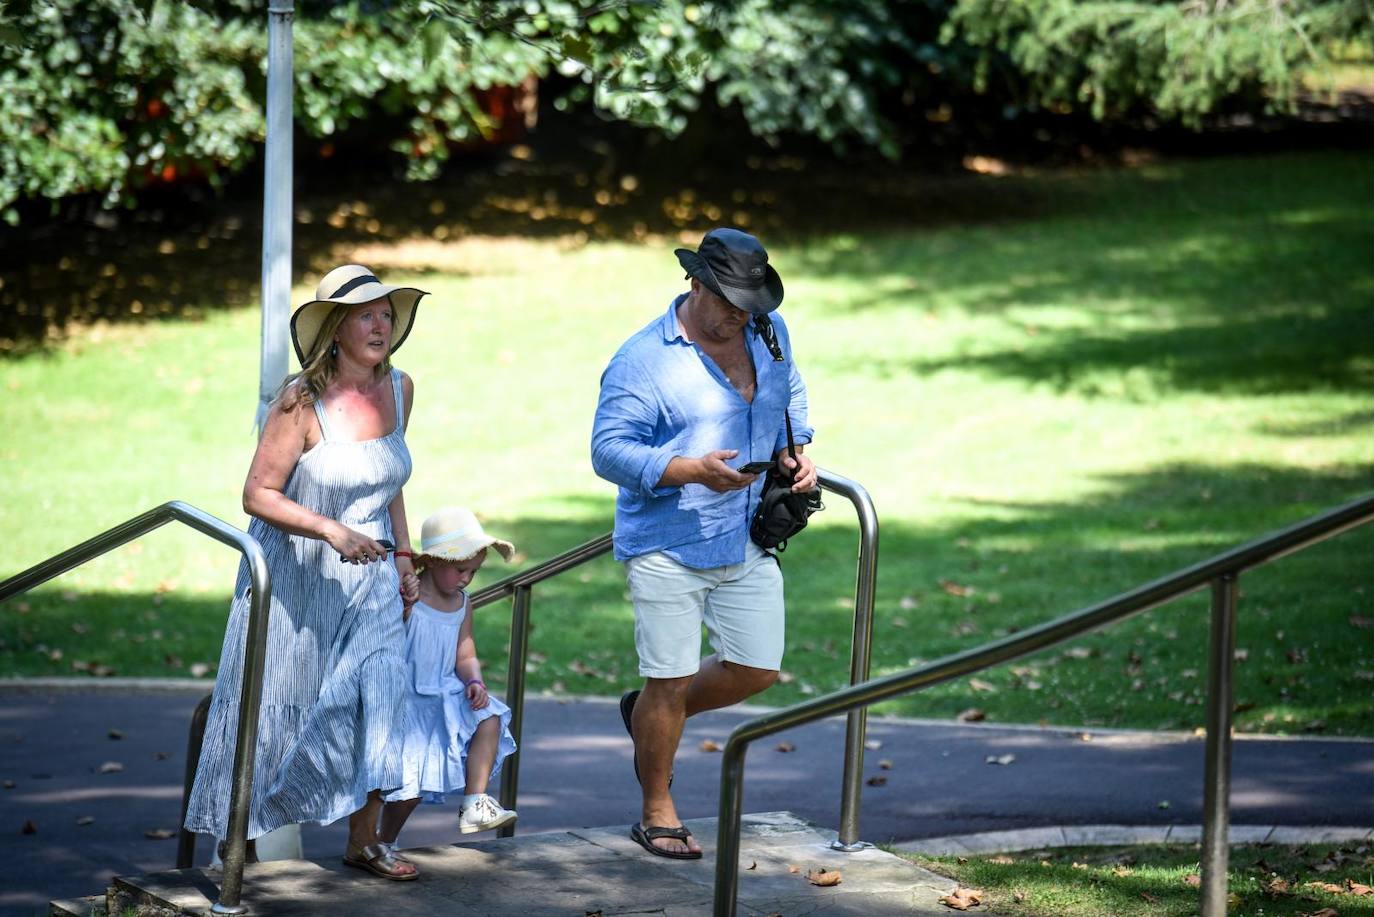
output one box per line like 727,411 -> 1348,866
276,301 -> 392,412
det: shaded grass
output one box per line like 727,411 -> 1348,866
909,841 -> 1374,916
2,149 -> 1372,735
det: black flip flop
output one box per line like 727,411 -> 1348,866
620,689 -> 672,788
630,822 -> 702,860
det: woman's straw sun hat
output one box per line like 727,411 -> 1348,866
290,264 -> 428,364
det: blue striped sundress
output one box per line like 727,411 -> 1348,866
383,595 -> 516,804
184,368 -> 412,840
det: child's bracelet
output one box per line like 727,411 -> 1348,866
393,550 -> 415,560
469,680 -> 485,689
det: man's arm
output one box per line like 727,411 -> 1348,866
591,356 -> 756,495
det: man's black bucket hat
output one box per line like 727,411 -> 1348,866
675,227 -> 784,315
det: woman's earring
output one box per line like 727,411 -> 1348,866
330,342 -> 338,359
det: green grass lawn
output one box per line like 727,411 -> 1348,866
2,149 -> 1371,735
910,841 -> 1374,916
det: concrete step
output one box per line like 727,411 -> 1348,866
93,812 -> 957,915
47,896 -> 105,917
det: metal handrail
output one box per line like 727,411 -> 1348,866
712,490 -> 1374,917
463,468 -> 879,843
0,501 -> 271,915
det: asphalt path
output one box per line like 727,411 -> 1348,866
2,686 -> 1371,915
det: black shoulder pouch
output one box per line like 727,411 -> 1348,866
749,315 -> 822,552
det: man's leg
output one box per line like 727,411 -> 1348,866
684,655 -> 777,717
693,545 -> 785,715
633,674 -> 701,855
624,551 -> 716,855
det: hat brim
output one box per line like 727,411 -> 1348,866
416,536 -> 515,565
290,283 -> 428,364
675,249 -> 783,315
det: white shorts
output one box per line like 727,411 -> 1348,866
624,542 -> 785,678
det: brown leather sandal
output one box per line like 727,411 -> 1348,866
342,843 -> 420,881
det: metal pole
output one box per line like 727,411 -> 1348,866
1200,574 -> 1238,917
713,737 -> 748,917
177,694 -> 214,869
818,471 -> 879,851
212,545 -> 273,914
255,0 -> 294,431
497,584 -> 533,837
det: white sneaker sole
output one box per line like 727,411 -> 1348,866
459,811 -> 518,835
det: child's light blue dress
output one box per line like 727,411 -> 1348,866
385,594 -> 517,803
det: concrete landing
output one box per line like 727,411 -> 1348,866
92,813 -> 955,916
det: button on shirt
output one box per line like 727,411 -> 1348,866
591,294 -> 814,567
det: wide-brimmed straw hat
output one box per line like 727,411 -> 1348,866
290,264 -> 428,364
675,227 -> 784,315
417,507 -> 515,564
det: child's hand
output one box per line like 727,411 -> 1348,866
466,680 -> 489,710
399,571 -> 420,605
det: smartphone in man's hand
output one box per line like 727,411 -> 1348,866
737,461 -> 774,475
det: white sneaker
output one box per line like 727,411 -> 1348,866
458,794 -> 518,834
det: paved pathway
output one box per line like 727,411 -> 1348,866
2,682 -> 1371,915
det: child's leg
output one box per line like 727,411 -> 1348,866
463,717 -> 502,796
379,797 -> 422,845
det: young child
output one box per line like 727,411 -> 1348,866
379,506 -> 519,850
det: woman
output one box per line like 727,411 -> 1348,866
185,264 -> 427,881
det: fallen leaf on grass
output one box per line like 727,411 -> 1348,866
98,761 -> 124,774
939,579 -> 973,597
1265,878 -> 1292,896
957,708 -> 985,723
866,776 -> 887,787
1348,880 -> 1372,896
984,754 -> 1015,766
775,741 -> 795,753
21,820 -> 36,835
144,828 -> 176,840
939,887 -> 983,910
1307,881 -> 1345,895
76,816 -> 95,826
968,678 -> 996,693
988,855 -> 1015,865
1183,874 -> 1201,887
1013,889 -> 1026,903
1062,646 -> 1095,659
1302,910 -> 1339,917
699,740 -> 722,753
1112,865 -> 1131,877
1071,862 -> 1088,870
806,868 -> 842,887
1139,891 -> 1159,903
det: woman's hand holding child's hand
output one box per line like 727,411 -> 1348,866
466,681 -> 489,710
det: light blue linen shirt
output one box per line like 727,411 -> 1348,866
591,294 -> 814,567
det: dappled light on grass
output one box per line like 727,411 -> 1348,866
914,841 -> 1374,916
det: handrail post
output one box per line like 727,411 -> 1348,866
212,543 -> 273,914
177,694 -> 214,869
713,734 -> 749,917
819,470 -> 879,851
1200,574 -> 1238,917
497,583 -> 533,837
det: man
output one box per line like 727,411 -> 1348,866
591,228 -> 817,859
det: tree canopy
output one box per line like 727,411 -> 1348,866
0,0 -> 1367,223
